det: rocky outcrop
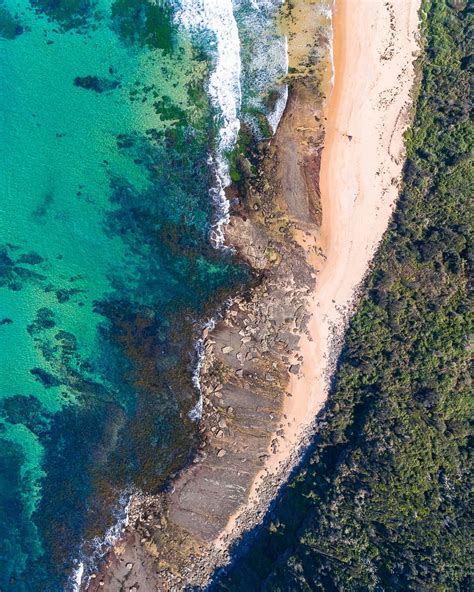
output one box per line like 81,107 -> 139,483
86,2 -> 333,590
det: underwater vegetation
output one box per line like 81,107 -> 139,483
0,0 -> 250,588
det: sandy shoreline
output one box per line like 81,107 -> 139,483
215,0 -> 421,551
86,1 -> 421,589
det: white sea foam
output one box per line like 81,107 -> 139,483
176,0 -> 242,248
270,0 -> 289,133
89,492 -> 131,557
233,0 -> 288,138
185,0 -> 289,417
68,492 -> 131,591
70,561 -> 84,592
266,34 -> 289,133
177,0 -> 244,414
248,0 -> 285,10
189,316 -> 216,421
267,84 -> 288,133
326,2 -> 336,90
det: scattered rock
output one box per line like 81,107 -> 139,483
93,11 -> 331,589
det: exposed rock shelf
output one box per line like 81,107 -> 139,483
86,0 -> 421,588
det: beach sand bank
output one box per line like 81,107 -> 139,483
86,1 -> 420,589
287,0 -> 422,466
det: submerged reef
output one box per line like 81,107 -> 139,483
0,0 -> 249,589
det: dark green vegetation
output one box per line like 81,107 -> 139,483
213,1 -> 473,590
73,75 -> 120,93
111,0 -> 176,51
30,0 -> 94,30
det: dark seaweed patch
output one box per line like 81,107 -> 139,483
154,95 -> 187,126
110,0 -> 175,52
17,252 -> 44,265
32,191 -> 54,219
27,308 -> 56,335
0,245 -> 46,290
56,287 -> 83,303
0,395 -> 50,434
32,400 -> 127,584
0,438 -> 45,590
30,0 -> 95,30
0,248 -> 16,286
116,133 -> 136,150
30,368 -> 61,388
73,75 -> 120,93
0,3 -> 24,39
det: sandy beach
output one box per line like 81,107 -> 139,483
295,0 -> 421,424
86,1 -> 421,589
295,0 -> 422,413
215,0 -> 421,550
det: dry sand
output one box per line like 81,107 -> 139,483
217,0 -> 421,547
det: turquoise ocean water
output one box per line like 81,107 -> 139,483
0,0 -> 287,589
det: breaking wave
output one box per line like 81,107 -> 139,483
176,0 -> 242,248
68,493 -> 131,591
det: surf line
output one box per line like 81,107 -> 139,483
183,0 -> 290,421
189,316 -> 216,422
267,0 -> 289,134
69,493 -> 132,591
176,0 -> 242,249
68,3 -> 243,586
175,0 -> 242,421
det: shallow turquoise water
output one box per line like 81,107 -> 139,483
0,0 -> 286,589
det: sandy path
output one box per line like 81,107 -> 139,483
218,0 -> 421,546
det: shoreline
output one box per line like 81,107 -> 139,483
85,1 -> 421,589
216,0 -> 422,554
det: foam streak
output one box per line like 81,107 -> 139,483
176,0 -> 242,247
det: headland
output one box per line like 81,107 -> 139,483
86,1 -> 421,589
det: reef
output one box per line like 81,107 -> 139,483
85,2 -> 334,590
